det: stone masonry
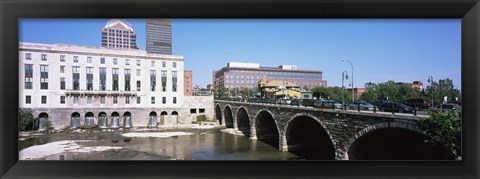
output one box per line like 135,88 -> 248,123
214,100 -> 425,160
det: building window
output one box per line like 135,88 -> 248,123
136,96 -> 141,104
125,97 -> 130,104
162,97 -> 166,104
26,53 -> 32,60
60,77 -> 65,90
41,54 -> 47,61
199,108 -> 205,113
60,96 -> 65,104
172,71 -> 177,92
125,69 -> 131,91
100,67 -> 106,90
151,97 -> 155,104
24,64 -> 33,89
113,58 -> 118,65
100,57 -> 105,64
173,97 -> 176,104
87,57 -> 92,64
73,96 -> 79,104
100,96 -> 105,104
87,96 -> 92,104
151,61 -> 155,67
173,62 -> 176,68
136,69 -> 141,76
73,56 -> 79,63
72,66 -> 80,90
150,70 -> 156,91
161,70 -> 167,92
162,61 -> 166,67
40,65 -> 49,90
26,95 -> 31,104
60,65 -> 65,73
113,96 -> 118,104
136,60 -> 141,66
190,108 -> 196,114
125,59 -> 130,66
112,68 -> 119,91
41,96 -> 47,104
86,67 -> 93,90
136,80 -> 141,91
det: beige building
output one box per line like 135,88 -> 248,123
258,78 -> 302,98
18,42 -> 207,130
101,19 -> 139,49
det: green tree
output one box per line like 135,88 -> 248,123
418,109 -> 461,159
360,81 -> 422,103
425,78 -> 461,105
311,86 -> 351,101
214,87 -> 230,98
19,108 -> 34,131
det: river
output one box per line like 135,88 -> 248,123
19,126 -> 303,160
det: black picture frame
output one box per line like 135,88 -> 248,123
1,0 -> 479,178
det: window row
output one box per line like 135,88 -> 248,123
25,95 -> 178,105
25,64 -> 178,92
24,53 -> 178,68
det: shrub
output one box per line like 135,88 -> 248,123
19,108 -> 34,131
418,109 -> 461,158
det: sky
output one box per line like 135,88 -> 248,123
19,19 -> 461,89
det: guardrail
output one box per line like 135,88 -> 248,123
214,98 -> 427,117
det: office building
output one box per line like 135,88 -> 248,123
101,19 -> 139,49
146,19 -> 172,55
213,62 -> 327,91
19,42 -> 186,130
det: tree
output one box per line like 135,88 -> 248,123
311,86 -> 351,101
360,81 -> 422,103
418,109 -> 461,159
19,108 -> 34,131
215,87 -> 229,98
425,78 -> 461,105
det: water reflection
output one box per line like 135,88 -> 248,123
19,128 -> 300,160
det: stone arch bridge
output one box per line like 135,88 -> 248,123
214,100 -> 453,160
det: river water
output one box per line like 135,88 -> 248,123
19,127 -> 302,160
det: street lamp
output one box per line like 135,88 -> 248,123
428,75 -> 434,108
342,71 -> 349,110
342,59 -> 354,102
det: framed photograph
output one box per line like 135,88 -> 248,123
1,0 -> 479,178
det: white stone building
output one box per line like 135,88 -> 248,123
18,42 -> 213,130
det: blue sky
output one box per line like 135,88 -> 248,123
20,19 -> 461,89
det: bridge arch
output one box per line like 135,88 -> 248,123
215,104 -> 222,125
284,113 -> 336,160
236,106 -> 251,137
254,109 -> 280,149
224,105 -> 234,128
345,121 -> 455,160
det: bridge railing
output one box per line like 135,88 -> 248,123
214,98 -> 428,118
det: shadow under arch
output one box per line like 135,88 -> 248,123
224,105 -> 234,128
345,122 -> 456,160
285,114 -> 335,160
236,107 -> 251,137
254,109 -> 280,149
215,104 -> 222,125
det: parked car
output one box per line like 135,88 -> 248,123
378,101 -> 414,113
290,99 -> 301,106
404,98 -> 432,110
428,103 -> 461,112
302,99 -> 316,107
347,100 -> 375,111
319,100 -> 343,109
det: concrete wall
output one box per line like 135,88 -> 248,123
182,96 -> 214,123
